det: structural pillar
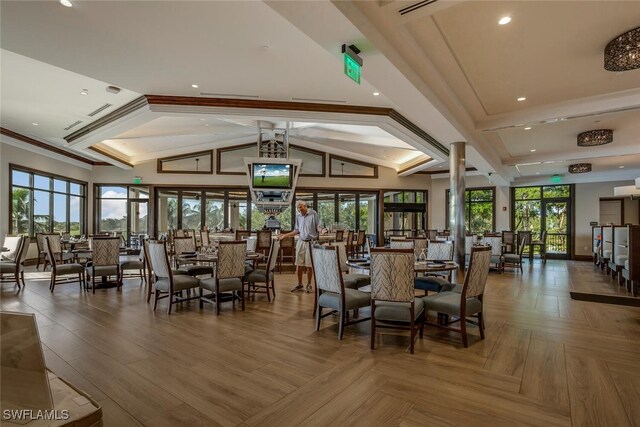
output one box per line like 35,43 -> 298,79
449,142 -> 466,268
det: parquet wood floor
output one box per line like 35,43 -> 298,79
1,260 -> 638,426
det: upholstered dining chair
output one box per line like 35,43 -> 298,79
422,246 -> 491,348
413,241 -> 455,294
148,241 -> 200,314
173,236 -> 213,277
142,239 -> 189,303
1,236 -> 29,289
517,231 -> 532,259
44,234 -> 74,270
277,234 -> 295,273
355,231 -> 366,257
501,230 -> 516,254
334,241 -> 370,289
235,230 -> 251,241
370,248 -> 424,354
345,230 -> 355,258
199,240 -> 246,315
483,236 -> 505,273
119,249 -> 145,284
87,237 -> 122,293
311,244 -> 370,340
256,230 -> 272,267
503,237 -> 527,273
45,236 -> 85,293
1,235 -> 21,262
245,238 -> 280,301
390,240 -> 414,250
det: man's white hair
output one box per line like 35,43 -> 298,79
296,201 -> 307,208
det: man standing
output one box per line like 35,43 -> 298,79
279,201 -> 318,292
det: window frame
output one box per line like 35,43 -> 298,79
9,164 -> 87,238
445,186 -> 496,233
95,184 -> 150,242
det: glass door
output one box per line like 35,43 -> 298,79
543,200 -> 570,257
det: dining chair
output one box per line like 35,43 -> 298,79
277,233 -> 295,273
87,237 -> 121,294
148,241 -> 200,314
333,241 -> 370,289
310,244 -> 370,340
235,230 -> 251,241
503,237 -> 527,273
355,231 -> 366,257
501,230 -> 515,254
199,241 -> 246,315
370,248 -> 424,354
422,246 -> 491,348
517,231 -> 532,259
0,236 -> 29,289
345,230 -> 355,258
390,240 -> 413,250
245,238 -> 280,301
1,235 -> 21,262
256,230 -> 272,267
334,229 -> 344,242
415,241 -> 455,294
119,248 -> 145,284
173,236 -> 213,277
482,236 -> 504,273
45,236 -> 85,293
44,234 -> 74,270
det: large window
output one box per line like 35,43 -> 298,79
10,165 -> 86,237
445,187 -> 495,233
512,185 -> 572,257
96,185 -> 149,242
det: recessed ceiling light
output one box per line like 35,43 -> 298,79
80,89 -> 88,95
32,122 -> 39,126
191,84 -> 199,88
530,149 -> 536,152
60,0 -> 73,7
536,172 -> 540,175
373,92 -> 380,96
199,118 -> 205,121
438,165 -> 443,168
205,124 -> 209,127
498,16 -> 511,25
517,97 -> 526,102
524,127 -> 532,130
619,165 -> 625,168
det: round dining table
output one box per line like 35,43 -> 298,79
346,260 -> 458,274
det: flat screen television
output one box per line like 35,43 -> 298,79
252,164 -> 292,189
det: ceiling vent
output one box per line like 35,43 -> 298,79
87,103 -> 113,117
291,97 -> 347,103
398,0 -> 438,15
199,92 -> 259,99
63,120 -> 83,131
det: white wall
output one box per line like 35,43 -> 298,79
574,180 -> 638,257
429,174 -> 510,231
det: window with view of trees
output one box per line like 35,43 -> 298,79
512,185 -> 571,256
383,191 -> 427,237
445,187 -> 495,233
10,166 -> 86,237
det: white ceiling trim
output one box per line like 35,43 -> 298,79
0,138 -> 93,171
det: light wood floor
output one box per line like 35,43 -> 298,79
1,260 -> 639,427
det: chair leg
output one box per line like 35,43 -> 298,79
167,294 -> 173,315
478,312 -> 485,339
153,290 -> 160,311
20,271 -> 26,288
338,307 -> 345,340
240,283 -> 245,311
315,306 -> 322,331
461,316 -> 468,348
199,288 -> 203,309
370,302 -> 376,350
409,320 -> 415,354
215,290 -> 220,315
50,275 -> 55,293
15,272 -> 21,289
271,278 -> 276,299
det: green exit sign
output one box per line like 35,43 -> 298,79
344,53 -> 361,84
342,44 -> 362,85
551,175 -> 562,183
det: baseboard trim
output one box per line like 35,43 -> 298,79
570,292 -> 639,306
573,255 -> 593,262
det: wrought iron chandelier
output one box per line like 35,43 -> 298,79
577,129 -> 613,147
604,27 -> 640,71
568,163 -> 592,174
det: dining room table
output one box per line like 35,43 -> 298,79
346,259 -> 459,274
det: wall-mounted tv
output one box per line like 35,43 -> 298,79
252,164 -> 292,189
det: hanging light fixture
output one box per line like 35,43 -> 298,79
568,163 -> 592,174
577,129 -> 613,147
604,27 -> 640,71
